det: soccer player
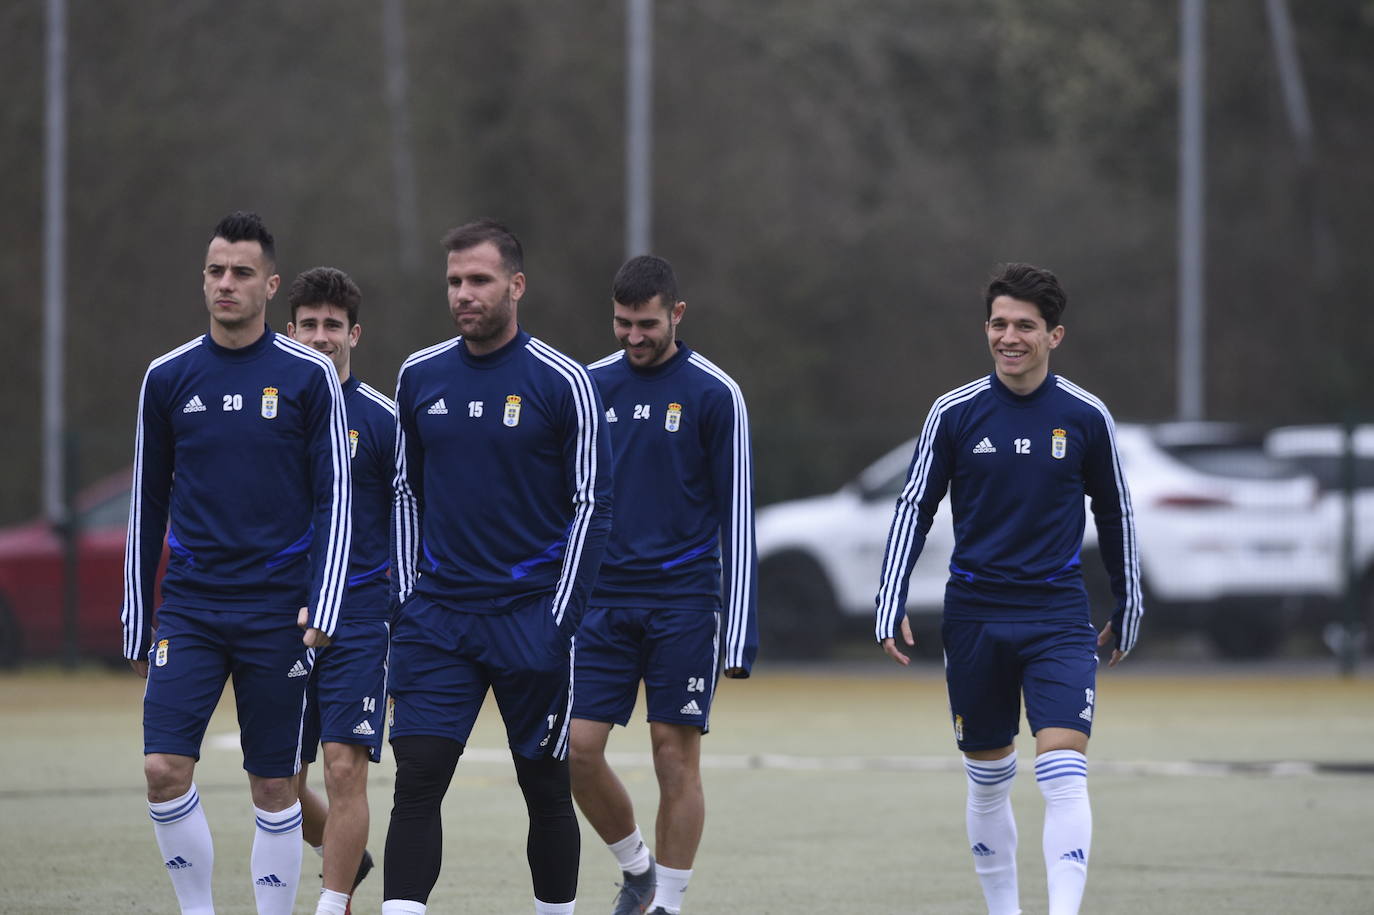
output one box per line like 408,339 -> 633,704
570,255 -> 758,915
286,267 -> 392,915
874,263 -> 1143,915
123,212 -> 352,915
384,218 -> 613,915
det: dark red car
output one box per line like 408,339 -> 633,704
0,469 -> 164,666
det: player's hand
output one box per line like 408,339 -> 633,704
129,658 -> 149,679
303,627 -> 332,648
724,666 -> 747,679
881,616 -> 915,666
298,606 -> 332,648
1097,621 -> 1126,668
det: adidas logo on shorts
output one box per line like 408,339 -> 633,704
972,437 -> 996,454
182,395 -> 207,413
679,699 -> 703,716
352,720 -> 375,736
427,398 -> 449,415
287,660 -> 308,679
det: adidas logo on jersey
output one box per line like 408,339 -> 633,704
352,720 -> 376,736
255,874 -> 288,887
165,856 -> 192,870
182,395 -> 207,413
286,660 -> 308,679
606,407 -> 618,422
427,398 -> 449,415
972,437 -> 997,454
679,699 -> 703,716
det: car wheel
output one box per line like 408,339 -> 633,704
757,551 -> 841,660
0,594 -> 21,669
1204,599 -> 1289,659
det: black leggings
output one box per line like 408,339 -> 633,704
383,735 -> 463,904
382,737 -> 580,905
513,751 -> 580,903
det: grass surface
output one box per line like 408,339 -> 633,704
1,658 -> 1371,913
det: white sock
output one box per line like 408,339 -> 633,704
315,888 -> 349,915
964,755 -> 1021,915
381,901 -> 427,914
312,844 -> 325,858
149,784 -> 216,915
534,900 -> 576,914
251,802 -> 303,915
654,864 -> 692,913
608,826 -> 652,875
1036,750 -> 1091,915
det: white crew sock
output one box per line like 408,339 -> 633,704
608,826 -> 652,875
654,864 -> 692,913
534,900 -> 576,914
1036,749 -> 1091,915
381,901 -> 427,914
964,755 -> 1021,915
251,801 -> 303,915
149,783 -> 216,915
315,888 -> 350,915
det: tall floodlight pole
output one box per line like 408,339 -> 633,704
44,0 -> 76,666
382,0 -> 421,278
625,0 -> 653,258
1177,0 -> 1206,421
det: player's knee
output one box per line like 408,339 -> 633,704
322,743 -> 370,792
143,753 -> 194,801
512,753 -> 573,819
650,728 -> 701,779
391,735 -> 463,809
567,719 -> 609,763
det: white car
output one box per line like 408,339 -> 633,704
755,422 -> 1340,658
1265,424 -> 1374,643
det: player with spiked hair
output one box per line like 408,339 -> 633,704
875,262 -> 1143,915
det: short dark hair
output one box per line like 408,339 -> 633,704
288,267 -> 362,327
441,218 -> 523,274
612,255 -> 679,309
211,211 -> 275,266
984,262 -> 1066,328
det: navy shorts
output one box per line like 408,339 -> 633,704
573,607 -> 720,732
387,593 -> 573,759
301,618 -> 389,764
941,617 -> 1099,752
143,605 -> 311,778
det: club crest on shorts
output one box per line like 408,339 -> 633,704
1051,427 -> 1068,460
665,402 -> 683,432
348,429 -> 359,458
953,714 -> 964,741
503,394 -> 522,427
260,386 -> 279,419
155,638 -> 170,667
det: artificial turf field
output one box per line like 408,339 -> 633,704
1,657 -> 1370,913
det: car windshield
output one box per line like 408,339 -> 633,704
1277,456 -> 1374,492
1158,444 -> 1308,481
81,490 -> 131,529
856,440 -> 916,501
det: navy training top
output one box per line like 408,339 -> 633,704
874,373 -> 1143,654
587,343 -> 759,675
121,327 -> 352,659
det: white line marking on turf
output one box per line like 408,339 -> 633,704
208,732 -> 1340,778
